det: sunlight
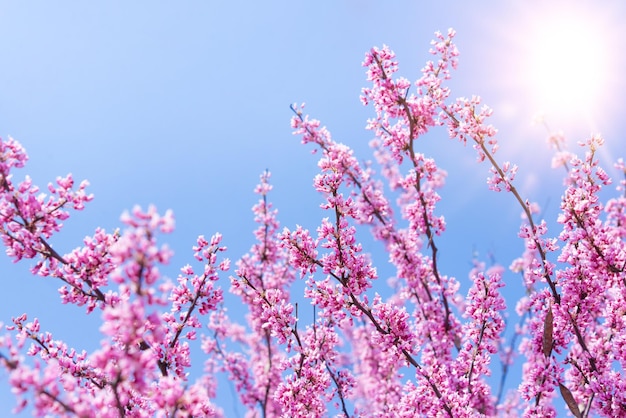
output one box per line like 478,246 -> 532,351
524,9 -> 613,118
469,2 -> 626,192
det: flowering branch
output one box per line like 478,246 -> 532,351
1,28 -> 626,417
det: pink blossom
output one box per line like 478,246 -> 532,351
2,28 -> 626,417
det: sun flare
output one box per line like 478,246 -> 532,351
524,9 -> 613,118
476,2 -> 625,183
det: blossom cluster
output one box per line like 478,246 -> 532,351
0,175 -> 229,416
1,29 -> 626,418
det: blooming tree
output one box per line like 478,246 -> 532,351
1,29 -> 625,417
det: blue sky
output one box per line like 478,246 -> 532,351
1,1 -> 625,415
